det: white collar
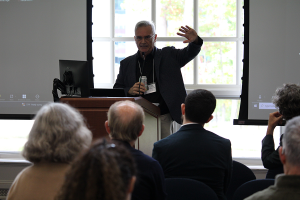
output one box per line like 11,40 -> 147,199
181,122 -> 198,127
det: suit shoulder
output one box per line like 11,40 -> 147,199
205,129 -> 231,145
160,46 -> 176,54
133,148 -> 158,163
154,133 -> 176,146
134,150 -> 163,170
161,46 -> 176,50
120,54 -> 136,65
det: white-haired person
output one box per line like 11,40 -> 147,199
246,116 -> 300,200
7,103 -> 92,200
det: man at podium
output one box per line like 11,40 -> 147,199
114,20 -> 203,138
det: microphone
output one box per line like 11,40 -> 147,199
138,52 -> 145,96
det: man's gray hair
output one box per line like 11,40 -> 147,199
282,116 -> 300,166
107,101 -> 145,142
22,103 -> 92,163
272,83 -> 300,120
135,20 -> 156,35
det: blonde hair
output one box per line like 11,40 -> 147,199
22,103 -> 92,163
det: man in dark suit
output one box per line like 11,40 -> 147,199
105,100 -> 167,200
113,20 -> 203,138
152,89 -> 232,200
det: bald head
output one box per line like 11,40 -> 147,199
107,101 -> 145,142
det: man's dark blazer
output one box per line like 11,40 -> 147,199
113,40 -> 203,124
152,124 -> 232,200
261,134 -> 284,178
114,140 -> 167,200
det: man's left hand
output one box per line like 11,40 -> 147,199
177,25 -> 198,43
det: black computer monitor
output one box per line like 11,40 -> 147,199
59,60 -> 90,97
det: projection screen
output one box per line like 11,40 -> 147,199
247,0 -> 300,120
0,0 -> 86,117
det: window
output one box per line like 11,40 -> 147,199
91,0 -> 277,160
92,0 -> 243,98
0,120 -> 33,159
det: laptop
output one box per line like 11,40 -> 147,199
90,88 -> 126,97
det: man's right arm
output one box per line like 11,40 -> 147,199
261,112 -> 283,169
113,60 -> 146,96
261,135 -> 282,169
113,63 -> 132,96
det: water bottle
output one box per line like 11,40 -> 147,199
139,76 -> 147,91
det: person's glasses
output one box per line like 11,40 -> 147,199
135,35 -> 155,41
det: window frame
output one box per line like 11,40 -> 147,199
93,0 -> 244,99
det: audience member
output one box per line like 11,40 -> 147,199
246,116 -> 300,200
55,139 -> 136,200
152,89 -> 232,200
105,100 -> 167,200
262,83 -> 300,178
6,103 -> 92,200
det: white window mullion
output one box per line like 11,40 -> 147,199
236,41 -> 240,86
152,0 -> 156,25
111,0 -> 115,84
237,0 -> 243,86
235,0 -> 240,86
194,0 -> 198,86
236,0 -> 239,38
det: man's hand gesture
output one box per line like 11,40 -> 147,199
128,82 -> 146,96
177,25 -> 198,43
266,111 -> 283,135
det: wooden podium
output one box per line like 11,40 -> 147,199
60,97 -> 161,156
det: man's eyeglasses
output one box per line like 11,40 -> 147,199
135,35 -> 155,41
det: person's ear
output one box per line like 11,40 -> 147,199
181,103 -> 185,116
128,176 -> 136,193
154,34 -> 157,42
279,146 -> 286,165
206,115 -> 213,123
105,121 -> 111,134
138,125 -> 145,137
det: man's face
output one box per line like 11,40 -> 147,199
134,25 -> 157,56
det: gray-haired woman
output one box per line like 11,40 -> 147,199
7,103 -> 92,200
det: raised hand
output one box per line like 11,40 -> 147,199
177,25 -> 198,43
266,111 -> 283,135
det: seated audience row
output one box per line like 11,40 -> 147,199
8,85 -> 300,200
7,89 -> 231,200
